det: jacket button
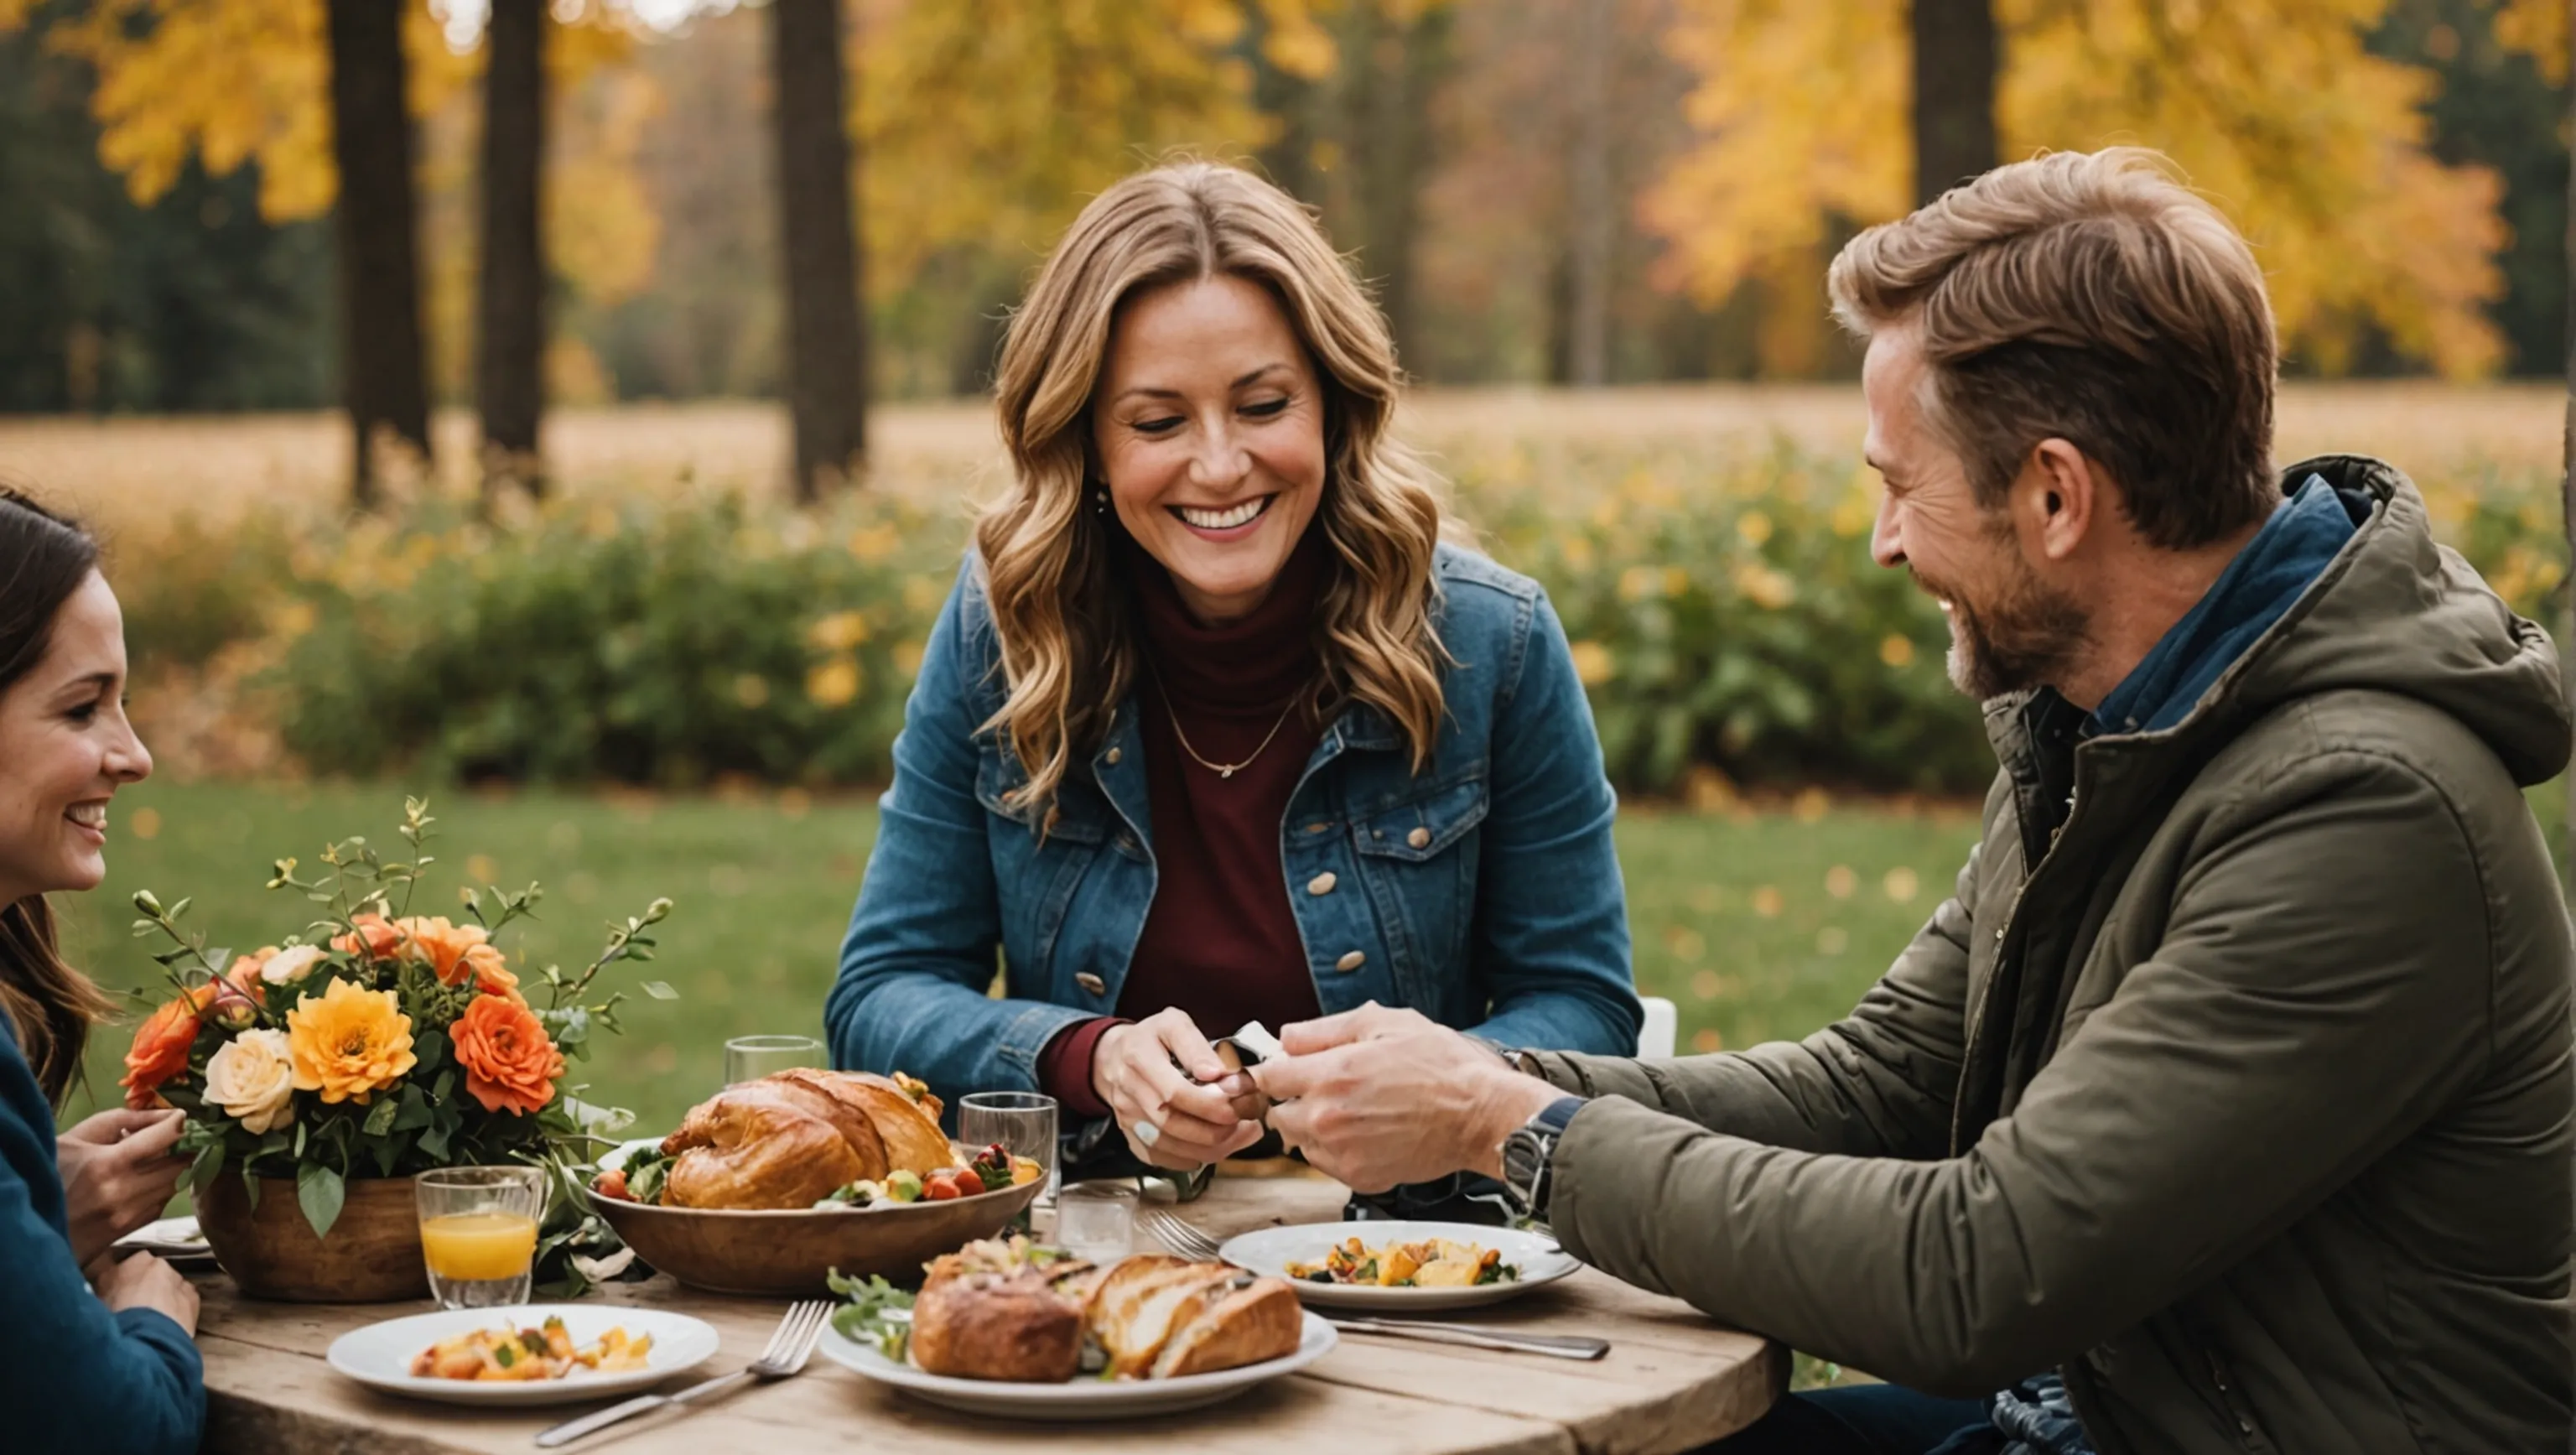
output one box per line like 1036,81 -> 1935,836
1333,951 -> 1366,973
1074,972 -> 1107,996
1104,747 -> 1123,766
1406,827 -> 1432,850
1307,872 -> 1337,896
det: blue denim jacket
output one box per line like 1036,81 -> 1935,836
824,543 -> 1641,1105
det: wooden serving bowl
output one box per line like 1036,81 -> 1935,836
587,1172 -> 1047,1296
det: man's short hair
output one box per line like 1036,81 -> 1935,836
1829,148 -> 2277,550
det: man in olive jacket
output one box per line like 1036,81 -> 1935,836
1249,148 -> 2574,1454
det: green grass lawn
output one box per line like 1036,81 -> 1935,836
58,781 -> 1984,1135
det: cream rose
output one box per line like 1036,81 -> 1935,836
202,1028 -> 297,1134
260,944 -> 327,987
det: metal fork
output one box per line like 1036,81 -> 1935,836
1144,1212 -> 1609,1359
1145,1210 -> 1224,1260
532,1299 -> 832,1449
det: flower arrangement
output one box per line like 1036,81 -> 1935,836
120,798 -> 673,1250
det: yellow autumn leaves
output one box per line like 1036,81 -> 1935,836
1649,0 -> 2541,377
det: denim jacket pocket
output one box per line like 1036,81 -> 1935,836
1350,776 -> 1489,1013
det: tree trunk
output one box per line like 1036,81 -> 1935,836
477,0 -> 547,501
1249,5 -> 1318,205
2560,0 -> 2574,896
769,0 -> 867,501
1909,0 -> 1998,207
1564,0 -> 1615,387
1357,4 -> 1452,373
325,0 -> 432,507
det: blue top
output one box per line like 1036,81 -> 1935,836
826,544 -> 1643,1119
0,1009 -> 204,1455
2090,475 -> 2362,736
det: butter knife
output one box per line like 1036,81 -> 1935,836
1325,1315 -> 1608,1360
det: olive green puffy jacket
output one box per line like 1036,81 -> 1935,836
1534,456 -> 2573,1453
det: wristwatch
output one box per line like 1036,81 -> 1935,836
1498,1095 -> 1586,1224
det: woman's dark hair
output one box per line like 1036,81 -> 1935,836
0,486 -> 119,1105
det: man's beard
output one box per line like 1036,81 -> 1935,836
1916,548 -> 2091,701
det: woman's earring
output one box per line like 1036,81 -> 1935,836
1091,486 -> 1109,515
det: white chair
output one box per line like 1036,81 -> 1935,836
1637,995 -> 1679,1058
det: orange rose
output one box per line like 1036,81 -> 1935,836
223,947 -> 278,1006
121,982 -> 219,1109
392,916 -> 518,997
449,993 -> 563,1116
332,912 -> 404,963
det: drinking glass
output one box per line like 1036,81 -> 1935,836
1054,1182 -> 1137,1265
724,1033 -> 823,1087
958,1091 -> 1058,1209
415,1166 -> 544,1310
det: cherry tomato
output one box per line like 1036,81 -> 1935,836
949,1167 -> 985,1198
594,1168 -> 630,1202
922,1172 -> 963,1202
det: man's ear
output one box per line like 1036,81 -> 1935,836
2017,438 -> 2102,563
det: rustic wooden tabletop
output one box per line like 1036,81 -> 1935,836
194,1172 -> 1785,1455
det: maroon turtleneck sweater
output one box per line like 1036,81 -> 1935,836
1034,527 -> 1329,1118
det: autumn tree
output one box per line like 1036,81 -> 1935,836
478,0 -> 546,497
771,0 -> 866,501
325,0 -> 431,506
1242,2 -> 1450,368
857,0 -> 1327,391
1910,0 -> 1996,205
1646,0 -> 2514,377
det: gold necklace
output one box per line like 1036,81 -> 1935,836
1150,669 -> 1302,780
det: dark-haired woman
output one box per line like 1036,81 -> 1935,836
0,488 -> 203,1455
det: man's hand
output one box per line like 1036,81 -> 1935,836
1092,1009 -> 1268,1171
1252,1003 -> 1561,1193
58,1109 -> 188,1267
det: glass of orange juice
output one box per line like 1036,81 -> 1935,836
415,1167 -> 544,1310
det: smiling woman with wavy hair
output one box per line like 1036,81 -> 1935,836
827,159 -> 1639,1192
978,162 -> 1447,816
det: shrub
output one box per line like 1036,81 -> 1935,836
267,492 -> 960,787
102,445 -> 2567,797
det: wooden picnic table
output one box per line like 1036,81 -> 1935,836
194,1171 -> 1785,1455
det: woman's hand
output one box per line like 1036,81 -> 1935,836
1091,1009 -> 1268,1170
86,1250 -> 200,1337
58,1109 -> 189,1266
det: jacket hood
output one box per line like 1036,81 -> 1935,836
2201,455 -> 2570,787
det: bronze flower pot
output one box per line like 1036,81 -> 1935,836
197,1172 -> 428,1303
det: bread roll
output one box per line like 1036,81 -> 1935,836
910,1248 -> 1303,1383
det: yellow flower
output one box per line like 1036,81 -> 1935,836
846,525 -> 902,564
1568,640 -> 1616,686
1735,511 -> 1774,548
1879,634 -> 1915,668
807,657 -> 862,708
286,978 -> 417,1105
806,610 -> 870,652
1734,564 -> 1796,611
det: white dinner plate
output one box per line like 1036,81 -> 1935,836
1218,1221 -> 1579,1311
115,1214 -> 207,1256
325,1303 -> 720,1407
818,1310 -> 1336,1421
